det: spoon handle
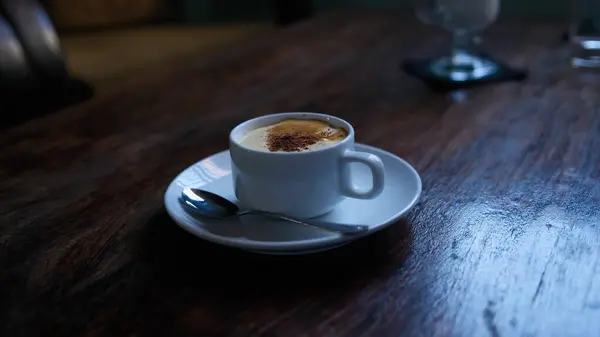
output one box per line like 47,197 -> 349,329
237,210 -> 369,235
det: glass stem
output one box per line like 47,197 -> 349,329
451,30 -> 474,67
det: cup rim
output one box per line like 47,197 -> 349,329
229,112 -> 354,155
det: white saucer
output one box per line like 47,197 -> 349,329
164,144 -> 422,255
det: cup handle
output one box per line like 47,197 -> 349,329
340,149 -> 385,199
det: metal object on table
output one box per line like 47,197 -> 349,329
0,0 -> 94,130
0,13 -> 33,88
0,0 -> 68,83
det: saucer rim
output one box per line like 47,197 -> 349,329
164,143 -> 422,252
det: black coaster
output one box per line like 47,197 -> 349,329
401,56 -> 528,92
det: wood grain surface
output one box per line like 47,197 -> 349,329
2,10 -> 600,337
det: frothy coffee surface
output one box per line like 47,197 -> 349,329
239,119 -> 348,152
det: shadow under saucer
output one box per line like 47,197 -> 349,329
136,208 -> 413,293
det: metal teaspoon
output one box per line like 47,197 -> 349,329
180,188 -> 369,235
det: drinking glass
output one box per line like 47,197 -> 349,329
415,0 -> 444,25
414,0 -> 501,81
570,0 -> 600,68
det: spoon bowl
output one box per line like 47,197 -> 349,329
182,188 -> 239,219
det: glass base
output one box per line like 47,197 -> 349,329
571,45 -> 600,68
429,51 -> 499,81
570,34 -> 600,68
572,56 -> 600,68
401,53 -> 527,91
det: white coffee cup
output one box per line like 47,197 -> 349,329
229,112 -> 385,218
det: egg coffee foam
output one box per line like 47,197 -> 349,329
239,118 -> 348,152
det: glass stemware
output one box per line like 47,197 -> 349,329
570,0 -> 600,68
414,0 -> 501,81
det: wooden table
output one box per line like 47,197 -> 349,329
2,11 -> 600,337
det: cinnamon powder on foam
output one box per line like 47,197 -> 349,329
266,119 -> 348,152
